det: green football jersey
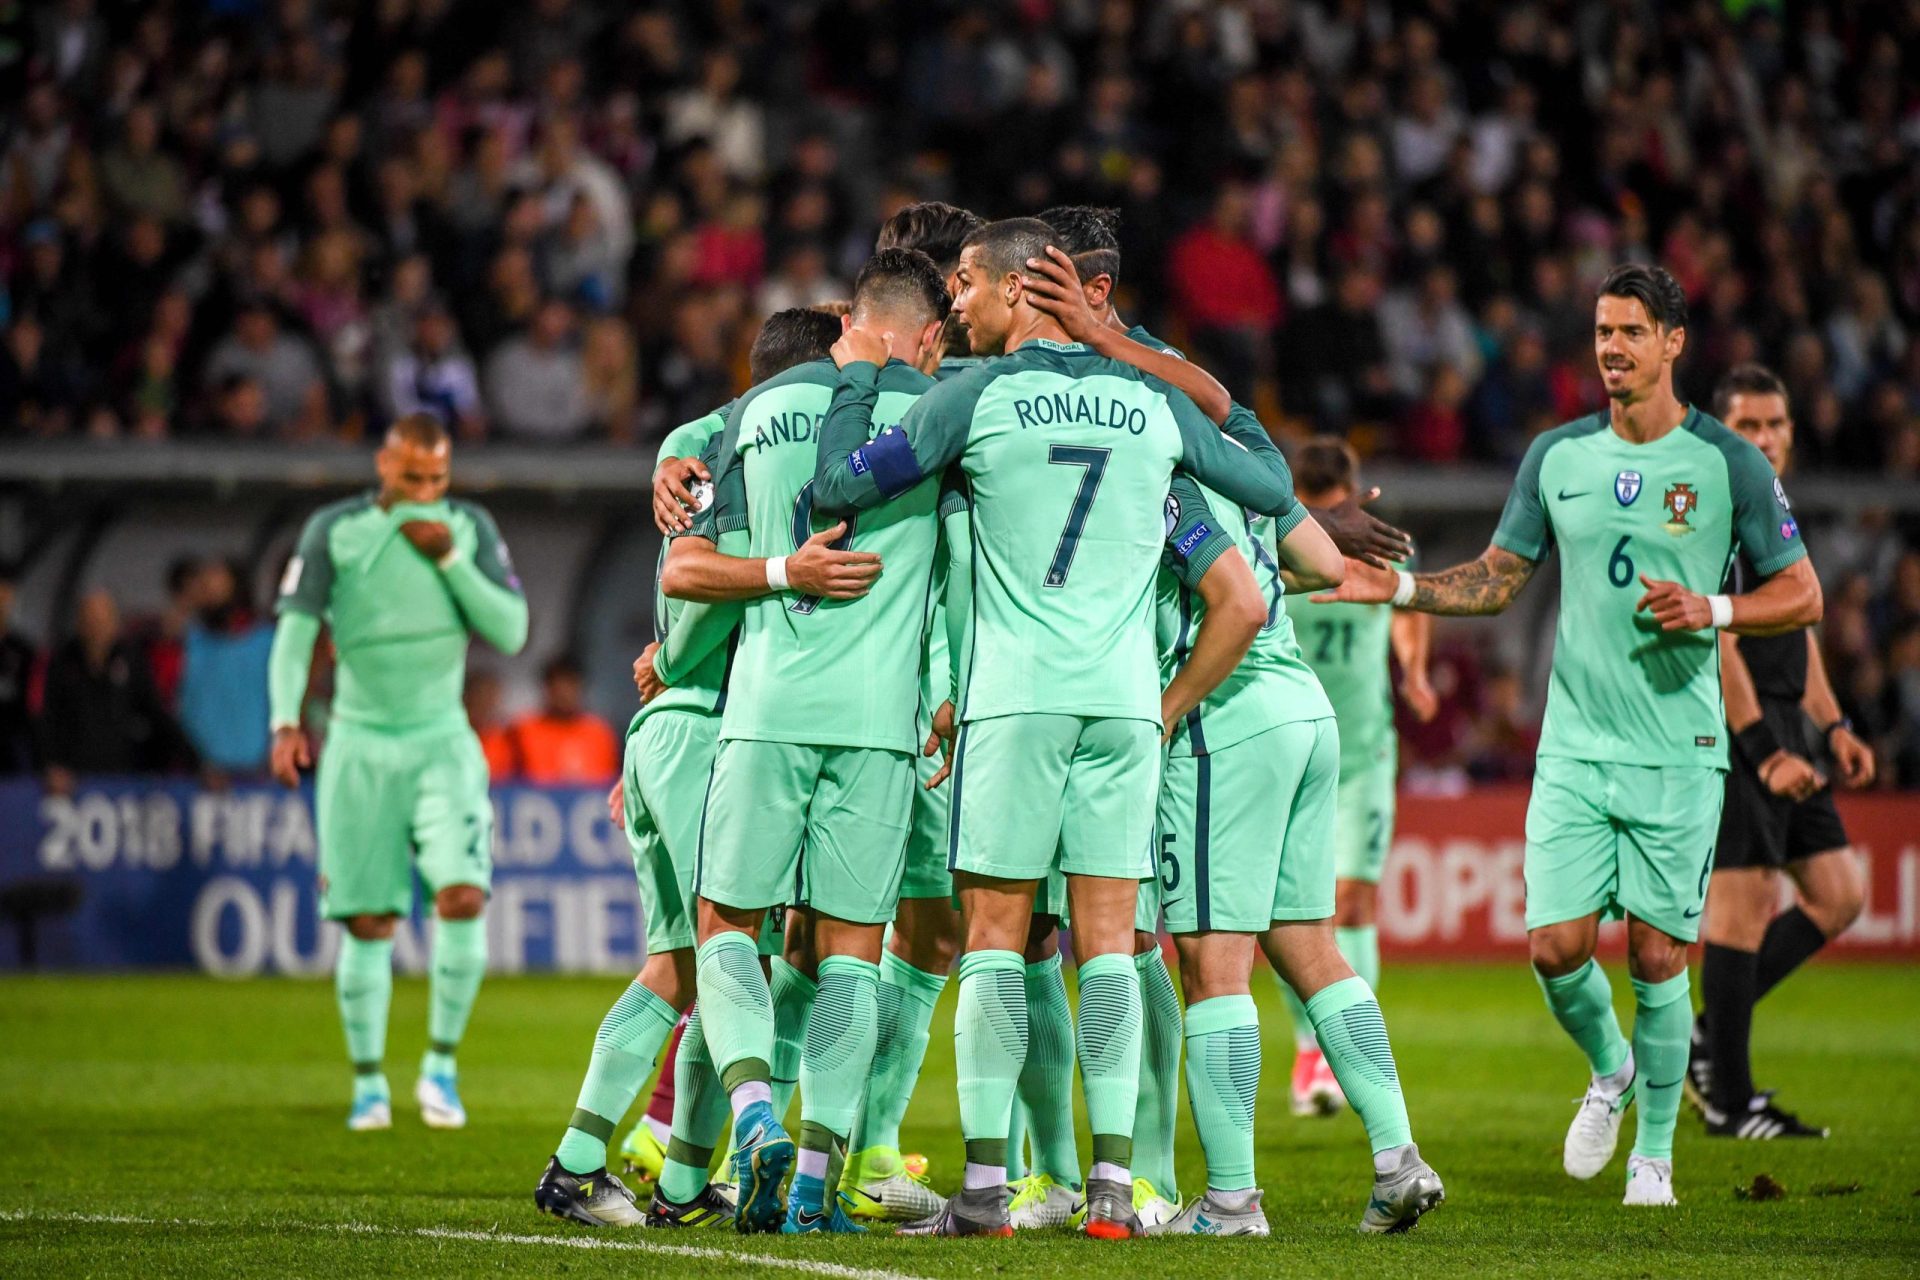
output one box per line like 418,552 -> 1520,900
1492,407 -> 1804,769
1159,475 -> 1330,756
631,407 -> 738,734
812,339 -> 1299,725
1285,572 -> 1396,774
696,357 -> 939,752
274,494 -> 526,733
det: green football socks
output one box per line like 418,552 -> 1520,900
769,956 -> 817,1122
1537,958 -> 1631,1078
556,980 -> 680,1175
955,949 -> 1027,1176
336,934 -> 393,1096
1630,971 -> 1691,1160
1076,952 -> 1143,1177
1183,994 -> 1260,1192
423,916 -> 486,1078
694,932 -> 776,1094
1306,975 -> 1412,1153
1335,924 -> 1380,993
1132,947 -> 1183,1198
659,1006 -> 730,1204
1019,953 -> 1080,1184
800,956 -> 880,1147
859,950 -> 948,1154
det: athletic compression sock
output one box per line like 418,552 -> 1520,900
1335,924 -> 1381,994
1183,995 -> 1260,1192
694,933 -> 776,1115
1754,906 -> 1828,1000
1133,946 -> 1183,1198
556,981 -> 679,1175
659,1007 -> 730,1204
861,950 -> 947,1156
1536,958 -> 1631,1078
423,916 -> 486,1078
1005,1097 -> 1029,1181
1306,975 -> 1412,1152
643,1013 -> 688,1136
1631,971 -> 1692,1159
337,934 -> 394,1099
955,950 -> 1027,1188
797,956 -> 880,1185
1076,952 -> 1143,1183
1020,952 -> 1080,1185
769,956 -> 816,1123
1702,942 -> 1758,1112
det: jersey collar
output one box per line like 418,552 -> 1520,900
1026,337 -> 1089,353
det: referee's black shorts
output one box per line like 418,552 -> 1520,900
1715,703 -> 1849,871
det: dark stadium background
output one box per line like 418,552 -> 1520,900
1,0 -> 1917,973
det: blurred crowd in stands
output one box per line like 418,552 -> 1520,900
0,0 -> 1915,466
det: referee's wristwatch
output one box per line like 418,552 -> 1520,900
1822,716 -> 1854,743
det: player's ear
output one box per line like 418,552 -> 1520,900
1665,323 -> 1685,362
840,312 -> 852,334
1085,273 -> 1114,308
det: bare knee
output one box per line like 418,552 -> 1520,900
1796,851 -> 1864,937
1528,921 -> 1597,979
1626,921 -> 1688,983
890,899 -> 959,975
345,914 -> 398,941
639,949 -> 696,1010
434,885 -> 486,920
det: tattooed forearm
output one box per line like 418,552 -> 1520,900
1409,546 -> 1537,616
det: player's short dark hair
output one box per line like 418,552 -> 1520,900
165,556 -> 201,597
1039,205 -> 1121,286
1712,363 -> 1790,420
1294,435 -> 1360,496
1597,263 -> 1688,331
875,202 -> 985,276
388,412 -> 450,450
961,217 -> 1058,283
750,308 -> 842,382
851,247 -> 951,327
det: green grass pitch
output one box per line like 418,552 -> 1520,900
1,962 -> 1915,1278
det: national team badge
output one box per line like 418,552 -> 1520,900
1663,482 -> 1698,534
1614,470 -> 1642,506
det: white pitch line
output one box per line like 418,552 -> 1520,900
1,1209 -> 926,1280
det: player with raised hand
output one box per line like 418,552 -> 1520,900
533,309 -> 859,1230
1688,364 -> 1869,1140
1318,264 -> 1822,1207
268,414 -> 528,1134
672,250 -> 951,1236
1281,438 -> 1439,1117
811,217 -> 1301,1238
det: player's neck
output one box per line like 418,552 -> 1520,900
1607,385 -> 1687,445
1002,305 -> 1071,352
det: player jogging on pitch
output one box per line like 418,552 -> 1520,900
268,414 -> 528,1132
1319,264 -> 1821,1207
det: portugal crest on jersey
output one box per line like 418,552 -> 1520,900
1614,470 -> 1642,506
1663,482 -> 1698,534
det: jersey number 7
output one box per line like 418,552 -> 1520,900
1044,445 -> 1111,588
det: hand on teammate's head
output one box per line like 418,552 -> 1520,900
831,327 -> 893,370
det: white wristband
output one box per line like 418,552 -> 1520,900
435,547 -> 462,571
1707,594 -> 1734,629
765,555 -> 790,591
1391,569 -> 1416,607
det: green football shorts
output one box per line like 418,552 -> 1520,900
697,738 -> 913,926
900,736 -> 954,900
1158,718 -> 1339,934
315,719 -> 492,920
1332,748 -> 1398,884
949,713 -> 1158,884
1523,755 -> 1727,943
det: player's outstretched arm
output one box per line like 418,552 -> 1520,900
660,525 -> 882,603
814,332 -> 971,515
1273,510 -> 1345,594
1315,544 -> 1539,615
1167,394 -> 1299,518
1637,556 -> 1822,636
1161,542 -> 1266,740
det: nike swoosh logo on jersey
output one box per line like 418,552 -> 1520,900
1557,489 -> 1590,500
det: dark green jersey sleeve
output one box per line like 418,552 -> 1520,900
1723,435 -> 1807,576
1161,472 -> 1235,589
812,361 -> 978,513
1169,394 -> 1298,517
687,425 -> 748,541
1492,431 -> 1555,560
277,509 -> 337,617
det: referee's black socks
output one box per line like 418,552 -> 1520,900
1701,943 -> 1759,1113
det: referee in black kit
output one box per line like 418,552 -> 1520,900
1687,365 -> 1876,1139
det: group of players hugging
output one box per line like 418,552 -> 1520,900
267,197 -> 1863,1239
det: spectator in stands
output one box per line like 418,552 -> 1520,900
39,589 -> 195,789
1379,264 -> 1482,402
202,303 -> 328,439
507,655 -> 617,785
0,313 -> 84,437
175,560 -> 274,776
579,316 -> 639,441
97,101 -> 185,225
128,556 -> 202,711
465,669 -> 518,780
387,303 -> 484,439
0,577 -> 38,775
1167,182 -> 1280,405
483,297 -> 590,441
